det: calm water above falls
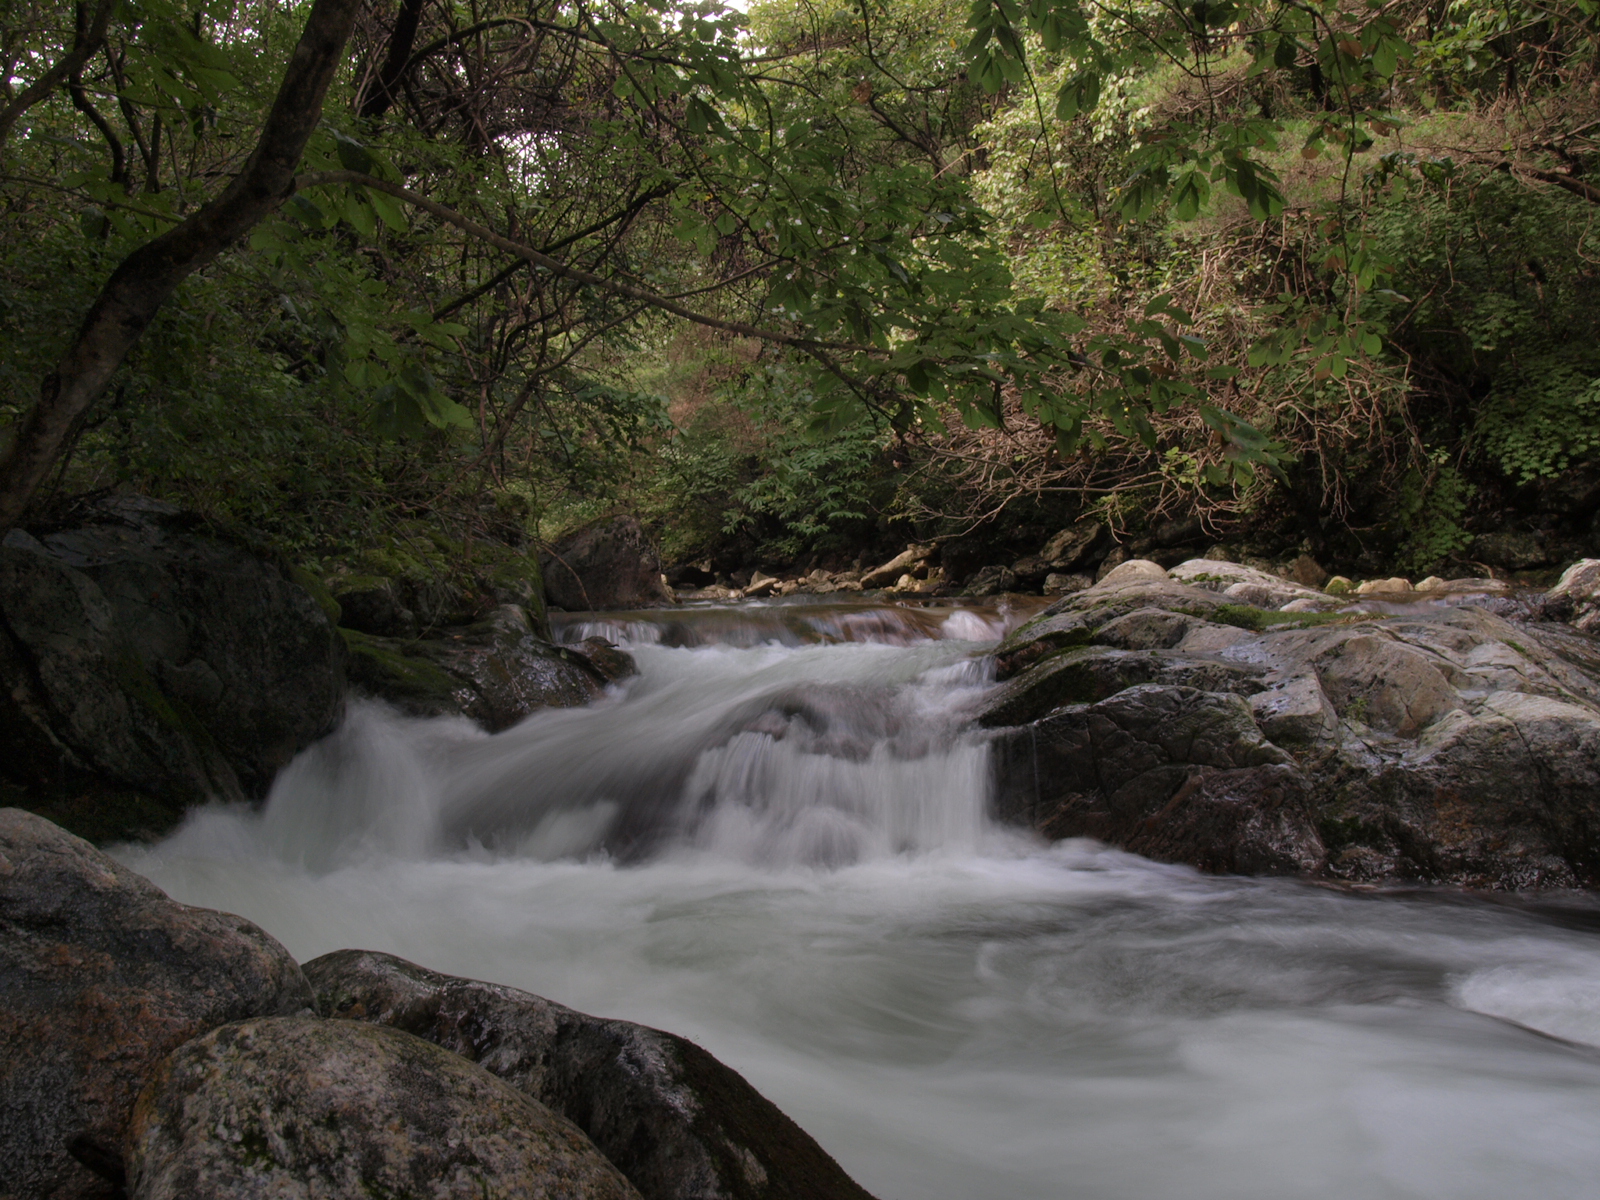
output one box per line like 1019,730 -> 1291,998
118,598 -> 1600,1200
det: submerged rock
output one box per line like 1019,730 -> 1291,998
125,1016 -> 640,1200
0,809 -> 314,1199
985,560 -> 1600,888
303,949 -> 878,1200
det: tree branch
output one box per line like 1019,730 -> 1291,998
297,169 -> 872,354
0,0 -> 364,531
359,0 -> 429,121
0,0 -> 118,153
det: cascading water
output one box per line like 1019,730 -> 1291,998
118,597 -> 1600,1200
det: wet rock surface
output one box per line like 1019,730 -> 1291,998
0,808 -> 314,1200
985,560 -> 1600,887
303,949 -> 878,1200
125,1016 -> 641,1200
342,604 -> 632,731
0,496 -> 343,813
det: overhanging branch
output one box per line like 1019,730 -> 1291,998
295,169 -> 874,355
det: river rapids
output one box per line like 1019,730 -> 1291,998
117,597 -> 1600,1199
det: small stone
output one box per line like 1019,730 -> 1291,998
1415,576 -> 1448,592
1324,576 -> 1354,595
1043,573 -> 1092,595
743,571 -> 777,598
1094,547 -> 1130,580
1097,559 -> 1171,587
1355,577 -> 1412,595
963,566 -> 1015,597
860,545 -> 934,589
1290,554 -> 1329,588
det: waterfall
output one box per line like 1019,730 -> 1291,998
118,596 -> 1600,1200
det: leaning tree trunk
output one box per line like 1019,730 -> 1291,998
0,0 -> 363,533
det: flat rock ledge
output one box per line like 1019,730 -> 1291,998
0,809 -> 878,1200
982,559 -> 1600,888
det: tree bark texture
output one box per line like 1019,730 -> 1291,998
0,0 -> 363,532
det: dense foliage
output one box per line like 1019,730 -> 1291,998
3,0 -> 1600,578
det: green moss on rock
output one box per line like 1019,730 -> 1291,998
339,629 -> 464,715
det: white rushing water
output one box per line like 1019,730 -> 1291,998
117,599 -> 1600,1200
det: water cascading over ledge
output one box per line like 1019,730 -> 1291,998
117,589 -> 1600,1200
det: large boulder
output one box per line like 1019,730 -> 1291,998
542,517 -> 670,611
0,496 -> 344,811
303,949 -> 878,1200
341,605 -> 630,731
990,685 -> 1319,875
985,560 -> 1600,887
1547,558 -> 1600,633
1168,558 -> 1328,609
0,809 -> 314,1200
124,1016 -> 640,1200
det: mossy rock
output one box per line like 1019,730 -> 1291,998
340,628 -> 466,717
288,564 -> 342,624
1204,604 -> 1358,633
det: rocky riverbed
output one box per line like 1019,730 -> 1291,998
0,808 -> 876,1200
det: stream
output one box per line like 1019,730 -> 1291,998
117,597 -> 1600,1199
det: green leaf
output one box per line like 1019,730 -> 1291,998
365,188 -> 407,232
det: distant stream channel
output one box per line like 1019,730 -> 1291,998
118,596 -> 1600,1200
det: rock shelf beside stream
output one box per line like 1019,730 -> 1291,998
980,558 -> 1600,888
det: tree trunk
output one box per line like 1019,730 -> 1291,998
0,0 -> 363,533
359,0 -> 429,121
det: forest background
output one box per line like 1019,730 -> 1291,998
4,0 -> 1599,598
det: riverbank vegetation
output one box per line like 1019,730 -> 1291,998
4,0 -> 1599,591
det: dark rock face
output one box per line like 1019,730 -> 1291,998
330,574 -> 418,638
0,809 -> 314,1200
986,562 -> 1600,888
303,949 -> 878,1200
991,687 -> 1320,875
342,604 -> 629,731
125,1016 -> 641,1200
1011,518 -> 1108,587
542,517 -> 670,611
977,646 -> 1266,727
1471,530 -> 1554,570
0,496 -> 344,807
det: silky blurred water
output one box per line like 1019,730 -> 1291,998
118,599 -> 1600,1200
